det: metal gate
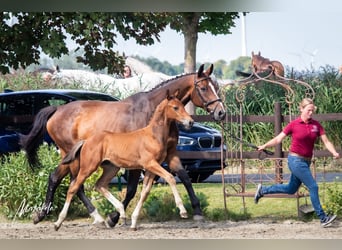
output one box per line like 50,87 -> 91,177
220,61 -> 316,217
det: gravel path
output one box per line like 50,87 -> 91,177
0,217 -> 341,239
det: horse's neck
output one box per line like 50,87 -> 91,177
121,74 -> 194,125
140,74 -> 194,107
147,103 -> 172,144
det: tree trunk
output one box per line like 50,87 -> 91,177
182,13 -> 201,115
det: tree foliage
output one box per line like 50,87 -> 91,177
0,12 -> 168,74
1,12 -> 240,77
223,56 -> 252,79
165,12 -> 240,72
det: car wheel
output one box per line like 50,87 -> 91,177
188,171 -> 214,183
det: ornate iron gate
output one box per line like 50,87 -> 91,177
220,61 -> 316,217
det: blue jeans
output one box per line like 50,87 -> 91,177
261,155 -> 326,220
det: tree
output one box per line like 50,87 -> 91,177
165,12 -> 240,114
0,12 -> 168,74
167,13 -> 240,73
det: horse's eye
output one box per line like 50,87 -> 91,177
173,106 -> 179,111
200,87 -> 207,91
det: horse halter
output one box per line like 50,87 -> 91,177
193,76 -> 222,112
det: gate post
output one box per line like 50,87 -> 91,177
274,102 -> 284,183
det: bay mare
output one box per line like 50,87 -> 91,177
20,64 -> 226,227
55,92 -> 194,230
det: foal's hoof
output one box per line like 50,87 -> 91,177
193,214 -> 204,221
180,212 -> 188,219
105,211 -> 120,228
54,223 -> 61,231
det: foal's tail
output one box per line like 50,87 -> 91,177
19,105 -> 58,169
61,140 -> 84,164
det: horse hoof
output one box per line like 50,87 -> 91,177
105,216 -> 119,228
193,214 -> 204,221
54,223 -> 61,231
105,212 -> 120,228
180,212 -> 188,219
32,212 -> 44,224
130,226 -> 138,231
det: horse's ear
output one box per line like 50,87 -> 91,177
166,89 -> 180,100
206,64 -> 214,76
197,64 -> 204,77
258,51 -> 261,56
166,89 -> 171,100
173,88 -> 180,99
251,51 -> 255,57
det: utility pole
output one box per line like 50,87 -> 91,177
240,12 -> 247,56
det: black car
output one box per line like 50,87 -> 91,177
0,89 -> 118,154
0,89 -> 225,182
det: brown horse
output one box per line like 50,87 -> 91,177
54,92 -> 193,231
20,64 -> 225,227
235,52 -> 285,78
251,51 -> 284,77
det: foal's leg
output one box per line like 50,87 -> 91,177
33,160 -> 98,224
130,171 -> 155,230
106,169 -> 141,228
94,164 -> 126,227
54,163 -> 99,231
152,166 -> 188,218
69,160 -> 103,225
130,165 -> 188,231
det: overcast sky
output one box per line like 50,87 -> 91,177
109,12 -> 342,71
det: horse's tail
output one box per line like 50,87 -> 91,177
19,105 -> 58,169
235,70 -> 252,77
61,140 -> 84,164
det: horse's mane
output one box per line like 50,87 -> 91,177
147,72 -> 194,93
123,72 -> 194,102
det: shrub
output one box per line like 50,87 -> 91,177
324,180 -> 342,216
142,186 -> 209,222
0,144 -> 87,221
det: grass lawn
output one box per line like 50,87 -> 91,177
112,180 -> 342,222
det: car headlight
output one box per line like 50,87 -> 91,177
178,136 -> 196,146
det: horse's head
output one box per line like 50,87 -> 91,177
251,51 -> 272,73
190,64 -> 226,121
251,51 -> 284,77
165,90 -> 194,130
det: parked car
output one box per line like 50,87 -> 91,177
0,89 -> 119,154
174,122 -> 226,182
0,89 -> 225,182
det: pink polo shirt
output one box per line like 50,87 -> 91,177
283,117 -> 325,158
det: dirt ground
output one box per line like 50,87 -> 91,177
0,216 -> 341,239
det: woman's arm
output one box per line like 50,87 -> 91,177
257,132 -> 287,151
320,134 -> 340,159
